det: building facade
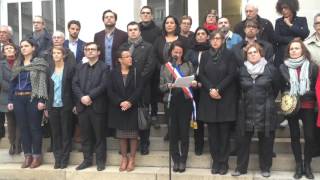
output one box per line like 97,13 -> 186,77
0,0 -> 319,44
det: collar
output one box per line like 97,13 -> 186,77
226,31 -> 234,40
105,28 -> 115,37
69,38 -> 79,44
87,59 -> 99,67
305,33 -> 320,45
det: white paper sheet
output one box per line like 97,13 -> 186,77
174,75 -> 195,88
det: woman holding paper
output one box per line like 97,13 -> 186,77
198,30 -> 237,175
159,40 -> 196,173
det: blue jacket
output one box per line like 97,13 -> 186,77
63,39 -> 85,64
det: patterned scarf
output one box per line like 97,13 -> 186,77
284,56 -> 310,96
12,57 -> 49,100
128,36 -> 143,54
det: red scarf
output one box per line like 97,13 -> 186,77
203,22 -> 218,32
6,56 -> 15,69
316,69 -> 320,127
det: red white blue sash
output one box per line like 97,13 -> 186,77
165,62 -> 197,121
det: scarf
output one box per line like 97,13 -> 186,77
12,57 -> 49,100
284,56 -> 310,96
209,47 -> 222,62
244,58 -> 268,79
203,22 -> 218,32
128,36 -> 143,54
6,56 -> 15,69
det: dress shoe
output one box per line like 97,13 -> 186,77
126,156 -> 135,172
140,145 -> 149,155
16,144 -> 22,154
163,133 -> 169,141
232,170 -> 247,176
60,164 -> 68,169
219,164 -> 228,175
54,163 -> 61,169
293,163 -> 303,179
304,163 -> 314,179
211,162 -> 219,174
30,156 -> 42,168
173,162 -> 179,172
76,161 -> 92,170
9,144 -> 15,155
261,170 -> 271,177
194,146 -> 203,156
119,156 -> 128,172
21,155 -> 33,168
178,162 -> 186,173
97,164 -> 105,171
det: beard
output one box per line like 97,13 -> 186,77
104,23 -> 115,28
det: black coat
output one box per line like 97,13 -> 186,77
198,48 -> 237,123
274,16 -> 310,66
107,67 -> 142,130
94,28 -> 128,68
234,15 -> 275,45
72,60 -> 108,114
238,63 -> 281,135
119,40 -> 156,104
279,61 -> 318,102
47,63 -> 75,111
232,39 -> 274,67
139,21 -> 162,44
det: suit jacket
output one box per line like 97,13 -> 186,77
94,28 -> 128,68
47,62 -> 75,111
63,39 -> 86,64
72,60 -> 108,113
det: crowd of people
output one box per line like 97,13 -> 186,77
0,0 -> 320,179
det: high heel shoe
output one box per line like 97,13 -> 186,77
119,156 -> 128,172
126,156 -> 135,172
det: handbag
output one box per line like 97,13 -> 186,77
280,91 -> 300,116
138,105 -> 151,130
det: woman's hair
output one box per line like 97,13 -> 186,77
209,30 -> 225,41
194,27 -> 209,41
204,9 -> 218,23
276,0 -> 300,15
19,39 -> 37,61
285,39 -> 311,60
2,42 -> 19,58
168,40 -> 186,63
244,42 -> 265,60
162,15 -> 180,36
52,46 -> 65,55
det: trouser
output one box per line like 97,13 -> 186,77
6,111 -> 21,147
49,107 -> 73,165
78,107 -> 106,165
236,131 -> 275,172
0,112 -> 5,138
139,129 -> 150,147
13,95 -> 43,156
207,122 -> 232,167
169,92 -> 192,164
193,120 -> 204,151
150,67 -> 160,117
287,109 -> 316,164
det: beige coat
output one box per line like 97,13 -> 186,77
305,33 -> 320,65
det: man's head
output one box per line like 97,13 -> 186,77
180,16 -> 192,34
140,6 -> 153,23
67,20 -> 81,40
84,42 -> 100,61
244,19 -> 259,39
102,10 -> 117,28
217,17 -> 231,34
127,21 -> 141,40
52,31 -> 65,47
33,16 -> 45,32
313,13 -> 320,36
0,25 -> 13,43
245,3 -> 259,20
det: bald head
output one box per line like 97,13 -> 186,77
245,3 -> 259,20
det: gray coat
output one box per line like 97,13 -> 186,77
0,59 -> 13,112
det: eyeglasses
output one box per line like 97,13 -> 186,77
85,48 -> 98,51
140,11 -> 151,15
247,50 -> 258,55
32,21 -> 43,24
3,46 -> 14,50
212,37 -> 222,41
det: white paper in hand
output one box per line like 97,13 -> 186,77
174,75 -> 194,87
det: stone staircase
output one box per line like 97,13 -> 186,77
0,107 -> 320,179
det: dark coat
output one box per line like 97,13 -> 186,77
279,61 -> 318,102
274,16 -> 310,66
0,59 -> 13,112
94,28 -> 128,68
119,40 -> 156,104
139,21 -> 162,44
63,39 -> 86,64
107,67 -> 142,130
198,48 -> 237,123
238,63 -> 281,135
47,63 -> 75,111
232,39 -> 274,67
26,29 -> 52,58
72,60 -> 108,114
234,15 -> 274,45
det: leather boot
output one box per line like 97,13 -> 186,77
21,155 -> 33,168
304,162 -> 314,179
30,156 -> 42,169
293,162 -> 303,179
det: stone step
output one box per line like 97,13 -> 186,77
0,163 -> 320,180
0,149 -> 319,172
0,136 -> 300,154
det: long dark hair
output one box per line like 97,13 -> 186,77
162,15 -> 180,36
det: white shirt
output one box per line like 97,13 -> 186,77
68,39 -> 78,57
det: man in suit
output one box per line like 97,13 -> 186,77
64,20 -> 85,64
94,9 -> 128,70
72,42 -> 108,171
